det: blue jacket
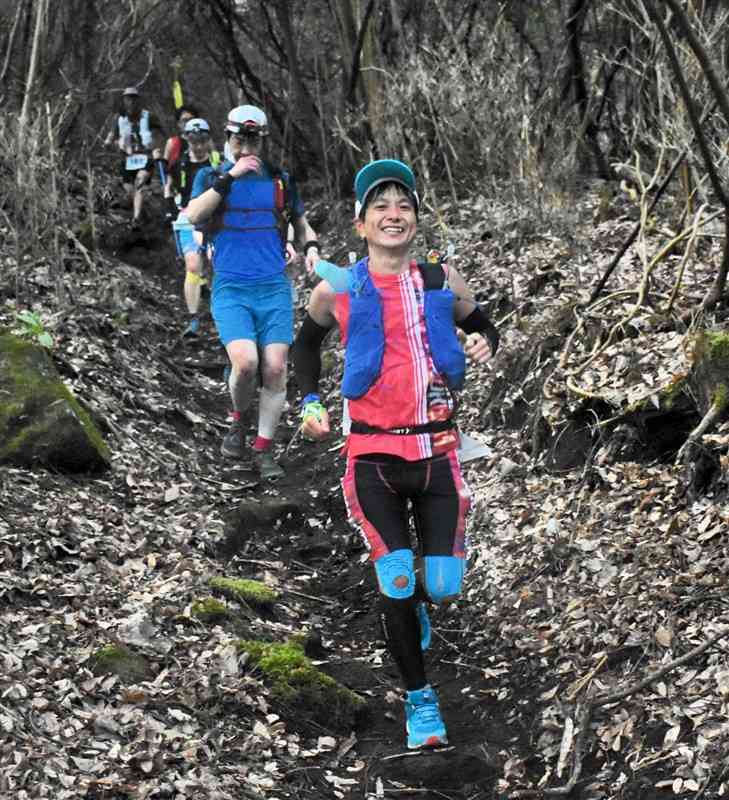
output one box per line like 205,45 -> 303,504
342,259 -> 466,399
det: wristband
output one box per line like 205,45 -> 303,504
212,173 -> 234,197
303,240 -> 320,255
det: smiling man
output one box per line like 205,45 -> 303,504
186,105 -> 319,479
292,159 -> 499,749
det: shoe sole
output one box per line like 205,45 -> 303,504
259,468 -> 284,481
220,444 -> 246,459
407,734 -> 448,750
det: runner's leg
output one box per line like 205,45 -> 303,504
342,457 -> 426,690
184,250 -> 203,315
257,343 -> 287,446
133,168 -> 150,222
226,339 -> 259,415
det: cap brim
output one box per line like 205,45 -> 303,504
355,160 -> 416,206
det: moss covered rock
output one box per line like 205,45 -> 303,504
190,596 -> 230,623
0,332 -> 110,471
210,576 -> 278,609
691,330 -> 729,415
238,637 -> 365,732
90,644 -> 151,683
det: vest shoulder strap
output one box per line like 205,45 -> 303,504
417,260 -> 447,291
262,160 -> 291,216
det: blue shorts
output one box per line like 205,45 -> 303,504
212,277 -> 294,346
176,227 -> 204,256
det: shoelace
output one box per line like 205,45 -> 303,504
413,702 -> 440,724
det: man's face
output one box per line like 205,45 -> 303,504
228,131 -> 262,159
356,185 -> 417,252
187,134 -> 211,159
122,96 -> 140,115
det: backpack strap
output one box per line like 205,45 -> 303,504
262,160 -> 293,248
417,260 -> 447,291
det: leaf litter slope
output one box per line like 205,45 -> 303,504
1,186 -> 729,799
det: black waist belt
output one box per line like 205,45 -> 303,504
349,419 -> 456,436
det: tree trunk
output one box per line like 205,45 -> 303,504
18,0 -> 47,142
564,0 -> 610,178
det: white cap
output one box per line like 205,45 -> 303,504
225,105 -> 268,135
122,86 -> 140,97
184,118 -> 210,135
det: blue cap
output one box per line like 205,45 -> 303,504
354,159 -> 418,217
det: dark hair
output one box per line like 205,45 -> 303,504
175,105 -> 198,120
359,181 -> 418,219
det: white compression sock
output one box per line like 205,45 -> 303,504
257,387 -> 287,439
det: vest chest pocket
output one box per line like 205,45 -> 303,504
125,154 -> 148,171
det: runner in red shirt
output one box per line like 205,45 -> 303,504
293,159 -> 499,749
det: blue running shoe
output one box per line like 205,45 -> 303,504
416,602 -> 431,651
183,317 -> 200,337
404,685 -> 448,749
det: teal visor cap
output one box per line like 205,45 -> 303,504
354,159 -> 418,215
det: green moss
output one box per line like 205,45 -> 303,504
191,596 -> 229,623
692,330 -> 729,365
713,383 -> 728,411
624,371 -> 688,414
209,576 -> 278,608
662,371 -> 689,410
237,638 -> 365,731
90,644 -> 151,683
0,332 -> 110,466
706,331 -> 729,362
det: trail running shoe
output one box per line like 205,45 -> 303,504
220,416 -> 246,459
183,317 -> 200,337
416,602 -> 431,651
253,449 -> 284,480
405,685 -> 448,749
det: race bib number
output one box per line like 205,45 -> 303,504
125,154 -> 148,171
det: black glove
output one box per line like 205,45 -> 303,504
164,196 -> 177,223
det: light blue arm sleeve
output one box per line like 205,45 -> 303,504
315,260 -> 350,293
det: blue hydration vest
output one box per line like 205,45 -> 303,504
212,172 -> 287,282
341,258 -> 466,400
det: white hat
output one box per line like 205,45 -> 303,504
225,105 -> 268,136
184,118 -> 211,135
122,86 -> 140,97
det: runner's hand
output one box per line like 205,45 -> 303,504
464,332 -> 493,364
164,197 -> 177,222
229,155 -> 262,178
285,242 -> 298,265
301,402 -> 330,441
304,248 -> 320,276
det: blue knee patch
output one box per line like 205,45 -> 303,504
375,549 -> 415,599
423,556 -> 465,604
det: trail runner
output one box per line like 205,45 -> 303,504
186,105 -> 320,479
292,159 -> 499,749
105,86 -> 164,230
164,117 -> 220,337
